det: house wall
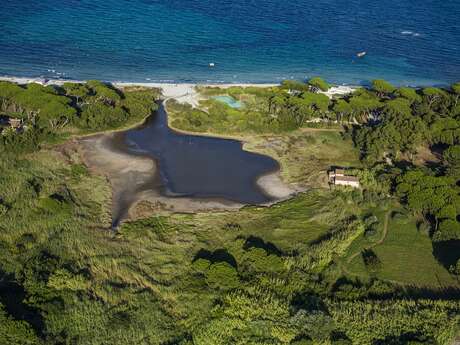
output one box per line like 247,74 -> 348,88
335,180 -> 360,187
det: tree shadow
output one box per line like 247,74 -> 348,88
393,159 -> 416,170
291,292 -> 328,313
432,240 -> 460,269
401,285 -> 460,300
331,331 -> 352,343
242,235 -> 283,256
193,248 -> 237,268
0,270 -> 45,337
361,249 -> 381,269
373,333 -> 435,345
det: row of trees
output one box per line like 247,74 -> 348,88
170,77 -> 459,141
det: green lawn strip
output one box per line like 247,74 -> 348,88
372,216 -> 457,287
344,213 -> 458,287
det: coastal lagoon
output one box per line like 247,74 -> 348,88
1,0 -> 459,85
81,102 -> 288,226
118,103 -> 278,204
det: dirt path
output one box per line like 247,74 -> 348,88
342,210 -> 391,276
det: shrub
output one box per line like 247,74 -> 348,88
86,80 -> 121,104
453,259 -> 460,275
0,203 -> 7,217
372,80 -> 396,96
192,258 -> 211,273
396,87 -> 422,104
16,233 -> 36,251
364,225 -> 379,241
332,338 -> 352,345
416,221 -> 431,236
308,77 -> 330,92
0,303 -> 41,345
79,103 -> 128,129
362,249 -> 382,272
433,219 -> 460,241
291,339 -> 313,345
242,247 -> 284,273
281,80 -> 310,92
47,269 -> 89,291
364,214 -> 379,226
70,164 -> 88,178
205,262 -> 240,290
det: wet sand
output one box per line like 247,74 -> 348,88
256,172 -> 297,200
79,132 -> 247,226
79,109 -> 297,226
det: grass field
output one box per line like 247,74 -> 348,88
2,83 -> 460,344
343,209 -> 458,288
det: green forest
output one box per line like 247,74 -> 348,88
0,79 -> 459,345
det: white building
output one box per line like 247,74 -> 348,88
329,168 -> 360,188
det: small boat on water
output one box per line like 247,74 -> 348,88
356,51 -> 367,58
209,62 -> 215,67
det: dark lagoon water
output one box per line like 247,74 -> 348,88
1,0 -> 459,85
117,103 -> 278,204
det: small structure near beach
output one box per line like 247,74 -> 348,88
0,117 -> 24,135
329,168 -> 360,188
212,95 -> 243,109
8,118 -> 23,129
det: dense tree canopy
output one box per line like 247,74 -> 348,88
308,77 -> 330,92
0,81 -> 160,152
372,79 -> 396,97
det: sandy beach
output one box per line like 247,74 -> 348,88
0,76 -> 356,107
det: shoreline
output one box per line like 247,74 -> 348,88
0,75 -> 281,89
0,75 -> 356,103
0,75 -> 357,124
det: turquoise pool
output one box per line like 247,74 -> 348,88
212,96 -> 243,109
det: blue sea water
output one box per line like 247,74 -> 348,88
1,0 -> 459,85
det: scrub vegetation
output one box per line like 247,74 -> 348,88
0,79 -> 459,344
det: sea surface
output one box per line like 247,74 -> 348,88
1,0 -> 459,85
